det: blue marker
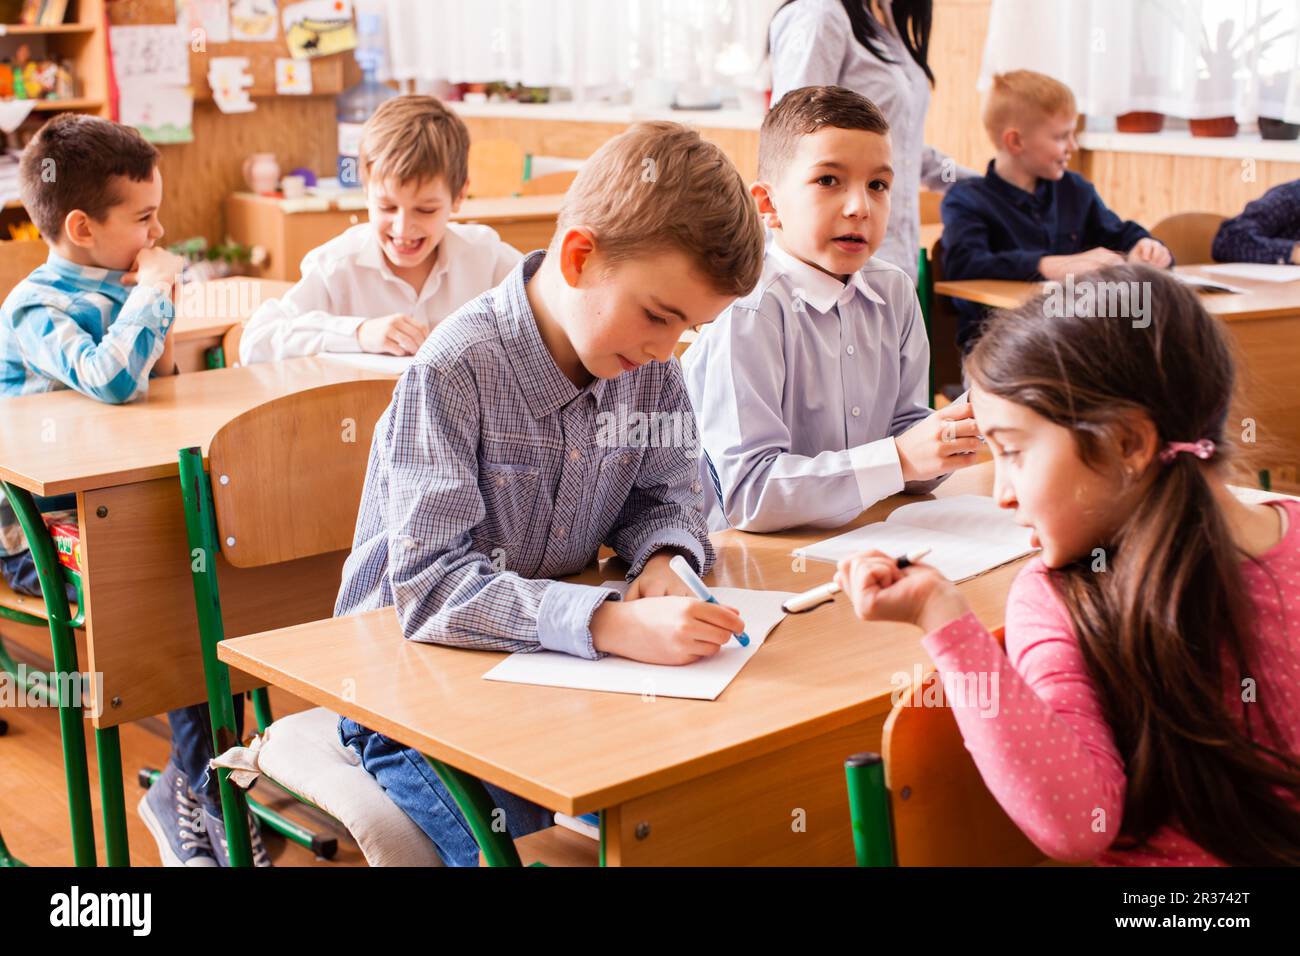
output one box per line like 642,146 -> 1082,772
669,555 -> 750,647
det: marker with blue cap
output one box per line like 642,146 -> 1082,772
668,555 -> 750,647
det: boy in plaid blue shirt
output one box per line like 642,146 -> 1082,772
336,122 -> 766,865
0,114 -> 267,867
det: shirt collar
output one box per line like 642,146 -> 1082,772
496,250 -> 608,420
43,250 -> 129,289
767,240 -> 886,314
355,226 -> 459,300
984,159 -> 1053,207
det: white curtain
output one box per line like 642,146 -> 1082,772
375,0 -> 783,95
979,0 -> 1300,123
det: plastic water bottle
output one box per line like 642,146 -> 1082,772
337,13 -> 397,187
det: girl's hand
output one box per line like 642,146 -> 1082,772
834,550 -> 971,633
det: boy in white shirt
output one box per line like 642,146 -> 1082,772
684,85 -> 981,532
240,95 -> 522,364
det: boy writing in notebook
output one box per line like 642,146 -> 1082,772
684,85 -> 980,534
0,114 -> 262,867
940,70 -> 1171,350
239,95 -> 521,365
335,122 -> 765,866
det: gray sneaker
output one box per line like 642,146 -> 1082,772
203,805 -> 273,867
137,760 -> 218,867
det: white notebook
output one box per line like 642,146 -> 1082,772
793,495 -> 1038,583
1201,263 -> 1300,284
317,352 -> 415,373
482,583 -> 794,701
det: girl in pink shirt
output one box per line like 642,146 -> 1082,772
836,264 -> 1300,865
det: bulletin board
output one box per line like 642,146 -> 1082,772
106,0 -> 346,99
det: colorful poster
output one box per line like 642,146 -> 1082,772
108,24 -> 191,86
282,0 -> 356,59
274,57 -> 312,94
230,0 -> 279,42
118,86 -> 194,144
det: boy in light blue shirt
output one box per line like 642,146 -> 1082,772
684,85 -> 981,533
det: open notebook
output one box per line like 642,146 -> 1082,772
793,495 -> 1038,582
482,582 -> 795,700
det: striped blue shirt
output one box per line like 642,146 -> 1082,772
0,250 -> 174,556
333,251 -> 714,660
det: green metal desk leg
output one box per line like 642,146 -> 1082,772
2,482 -> 96,867
96,727 -> 130,866
845,752 -> 895,867
422,755 -> 523,867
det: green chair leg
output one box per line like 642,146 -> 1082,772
422,755 -> 523,867
0,826 -> 26,867
251,686 -> 274,734
2,482 -> 96,867
916,247 -> 936,406
96,726 -> 130,866
0,635 -> 60,706
247,797 -> 337,858
178,447 -> 255,868
845,752 -> 895,867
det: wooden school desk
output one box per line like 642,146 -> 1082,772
226,192 -> 565,281
219,463 -> 1026,866
170,277 -> 293,372
0,358 -> 403,738
934,265 -> 1300,481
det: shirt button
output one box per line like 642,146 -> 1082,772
851,406 -> 861,417
568,449 -> 580,462
846,345 -> 855,356
691,482 -> 702,494
555,526 -> 567,538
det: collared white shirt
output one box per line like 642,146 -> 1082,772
683,239 -> 935,533
239,221 -> 522,364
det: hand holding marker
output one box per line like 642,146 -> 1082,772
782,547 -> 933,613
669,555 -> 750,647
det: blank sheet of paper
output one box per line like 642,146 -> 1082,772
482,585 -> 795,700
1202,263 -> 1300,284
318,353 -> 416,374
793,495 -> 1037,582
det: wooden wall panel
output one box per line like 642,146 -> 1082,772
925,0 -> 995,173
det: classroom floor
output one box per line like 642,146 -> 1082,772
0,636 -> 365,868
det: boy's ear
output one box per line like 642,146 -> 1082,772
451,179 -> 469,213
63,209 -> 95,250
556,226 -> 597,288
750,181 -> 781,231
1001,127 -> 1024,155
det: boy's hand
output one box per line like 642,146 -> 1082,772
1127,238 -> 1172,268
624,551 -> 695,600
834,550 -> 970,633
591,596 -> 745,665
894,401 -> 982,483
357,313 -> 428,355
126,246 -> 185,291
1038,247 -> 1124,281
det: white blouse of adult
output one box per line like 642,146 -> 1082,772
770,0 -> 977,282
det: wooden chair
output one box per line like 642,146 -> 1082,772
519,169 -> 578,197
1150,212 -> 1227,266
220,322 -> 245,369
0,240 -> 48,299
174,379 -> 447,866
845,626 -> 1047,866
924,238 -> 966,403
467,139 -> 528,199
919,189 -> 943,225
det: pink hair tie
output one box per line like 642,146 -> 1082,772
1159,439 -> 1216,464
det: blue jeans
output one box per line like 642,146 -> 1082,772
339,716 -> 554,867
169,698 -> 245,812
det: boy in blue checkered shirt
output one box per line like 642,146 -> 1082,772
1,114 -> 268,867
335,122 -> 766,865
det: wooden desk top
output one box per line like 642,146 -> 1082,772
0,357 -> 398,496
454,193 -> 565,222
220,464 -> 1028,815
934,265 -> 1300,322
172,277 -> 293,341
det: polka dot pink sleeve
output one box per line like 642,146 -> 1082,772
919,561 -> 1128,861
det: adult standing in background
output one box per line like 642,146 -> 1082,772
770,0 -> 976,281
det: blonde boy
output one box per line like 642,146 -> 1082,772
239,95 -> 520,364
941,70 -> 1171,349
